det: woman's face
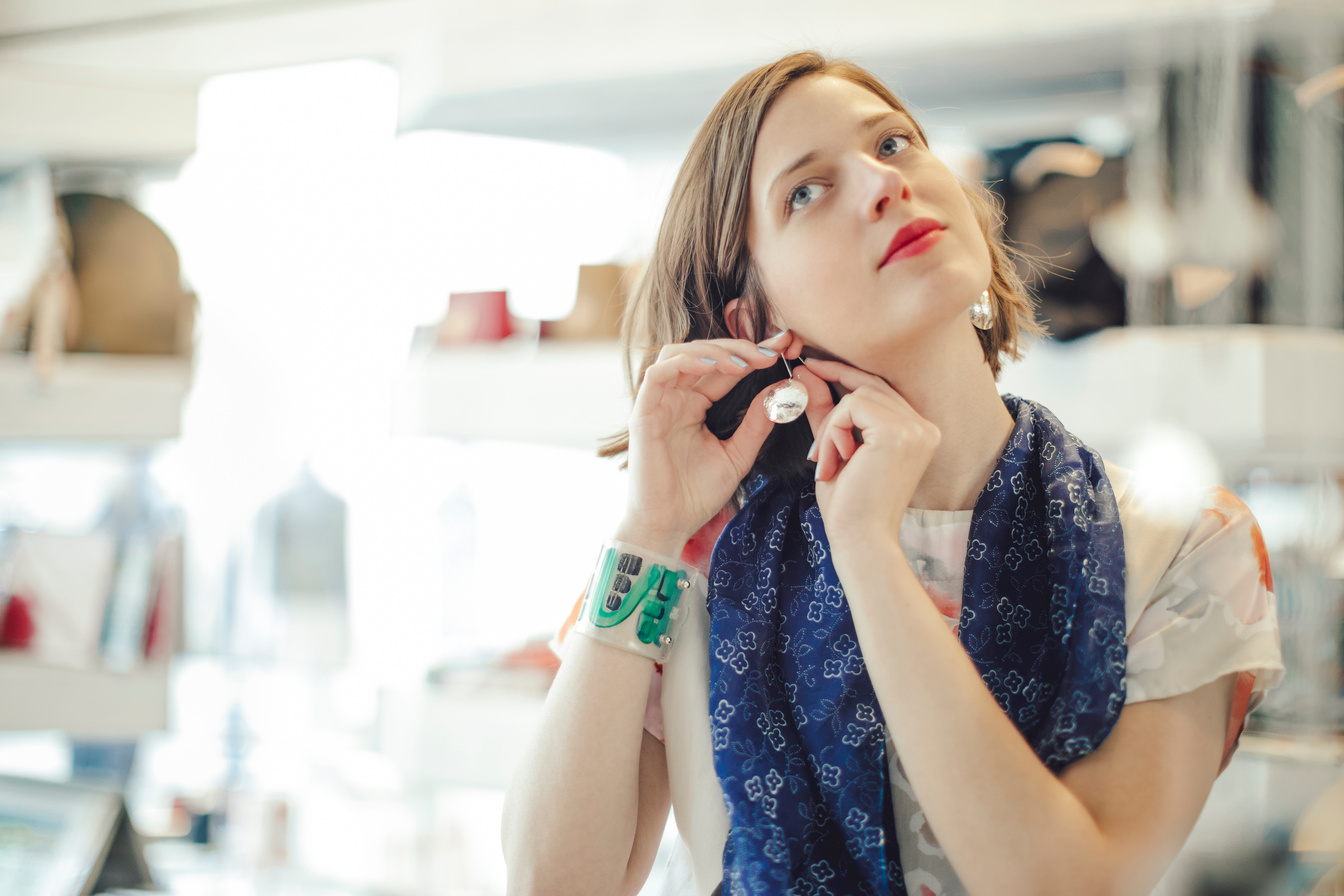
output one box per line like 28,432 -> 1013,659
745,74 -> 993,370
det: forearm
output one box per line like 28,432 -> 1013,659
501,631 -> 657,895
502,524 -> 685,895
833,539 -> 1115,896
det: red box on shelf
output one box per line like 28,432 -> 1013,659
437,291 -> 515,344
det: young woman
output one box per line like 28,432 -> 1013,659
501,52 -> 1283,896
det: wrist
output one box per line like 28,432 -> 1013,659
575,539 -> 701,663
826,522 -> 903,557
611,521 -> 689,560
830,530 -> 906,581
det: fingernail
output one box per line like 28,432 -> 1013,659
730,355 -> 748,368
757,347 -> 778,357
767,327 -> 789,340
807,439 -> 816,459
700,357 -> 717,364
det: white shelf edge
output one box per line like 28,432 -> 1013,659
998,325 -> 1344,465
393,340 -> 633,448
0,653 -> 169,737
0,353 -> 193,443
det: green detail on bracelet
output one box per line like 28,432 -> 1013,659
587,547 -> 688,647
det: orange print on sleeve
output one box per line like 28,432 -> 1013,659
925,586 -> 961,621
1220,670 -> 1257,773
1208,487 -> 1274,593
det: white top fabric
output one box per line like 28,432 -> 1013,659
557,460 -> 1284,896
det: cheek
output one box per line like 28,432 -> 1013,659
792,225 -> 853,281
948,194 -> 992,276
756,235 -> 835,320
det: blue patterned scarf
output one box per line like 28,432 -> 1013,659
707,394 -> 1126,896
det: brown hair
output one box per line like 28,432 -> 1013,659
598,51 -> 1044,510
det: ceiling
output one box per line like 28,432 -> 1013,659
0,0 -> 1337,165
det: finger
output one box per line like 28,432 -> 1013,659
815,398 -> 860,482
816,426 -> 846,483
792,364 -> 836,442
832,419 -> 859,461
657,331 -> 791,366
660,337 -> 791,402
721,379 -> 791,475
781,331 -> 807,361
798,355 -> 893,396
637,353 -> 736,412
640,347 -> 772,406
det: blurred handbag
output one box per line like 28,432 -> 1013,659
58,192 -> 195,356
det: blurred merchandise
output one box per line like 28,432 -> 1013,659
71,739 -> 138,791
0,593 -> 36,649
58,193 -> 195,357
0,773 -> 154,896
1094,19 -> 1342,330
247,464 -> 349,668
0,164 -> 59,325
989,141 -> 1127,342
2,530 -> 118,669
539,263 -> 634,341
435,290 -> 515,344
0,164 -> 81,382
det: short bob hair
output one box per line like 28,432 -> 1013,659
598,51 -> 1044,510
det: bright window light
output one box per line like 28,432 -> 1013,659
138,58 -> 640,672
377,129 -> 632,321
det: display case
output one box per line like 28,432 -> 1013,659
0,350 -> 190,737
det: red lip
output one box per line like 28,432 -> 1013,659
881,218 -> 946,267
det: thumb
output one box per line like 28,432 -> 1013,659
721,379 -> 787,475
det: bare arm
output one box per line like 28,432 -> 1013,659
837,539 -> 1234,896
501,330 -> 792,893
501,629 -> 672,896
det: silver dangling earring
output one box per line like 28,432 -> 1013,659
763,353 -> 808,424
970,289 -> 994,330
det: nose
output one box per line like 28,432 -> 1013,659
859,155 -> 910,222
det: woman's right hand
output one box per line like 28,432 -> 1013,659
618,329 -> 795,553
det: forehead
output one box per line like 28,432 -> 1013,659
750,74 -> 903,194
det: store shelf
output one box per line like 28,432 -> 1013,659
0,653 -> 169,737
1238,731 -> 1344,765
998,326 -> 1344,469
393,340 -> 633,448
396,328 -> 1344,460
0,353 -> 193,443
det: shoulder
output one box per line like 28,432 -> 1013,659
1105,460 -> 1284,708
1105,460 -> 1271,631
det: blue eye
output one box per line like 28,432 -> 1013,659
879,134 -> 912,158
788,183 -> 825,212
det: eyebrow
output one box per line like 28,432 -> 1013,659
765,110 -> 909,205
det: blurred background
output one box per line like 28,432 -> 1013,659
0,1 -> 1342,894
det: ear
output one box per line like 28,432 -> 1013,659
724,298 -> 769,342
723,298 -> 747,340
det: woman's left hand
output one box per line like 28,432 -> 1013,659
792,356 -> 941,547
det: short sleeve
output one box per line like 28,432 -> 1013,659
1125,486 -> 1285,720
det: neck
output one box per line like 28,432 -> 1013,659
853,323 -> 1015,512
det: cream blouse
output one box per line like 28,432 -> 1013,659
555,460 -> 1284,896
